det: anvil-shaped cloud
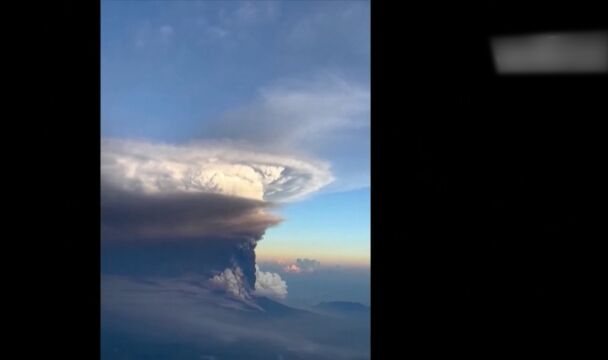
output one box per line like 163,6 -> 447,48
101,139 -> 334,202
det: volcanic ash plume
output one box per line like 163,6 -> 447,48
101,139 -> 332,299
254,265 -> 288,299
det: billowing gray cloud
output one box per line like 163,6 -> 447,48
101,189 -> 280,243
254,265 -> 288,299
210,267 -> 251,300
101,187 -> 274,295
101,138 -> 332,298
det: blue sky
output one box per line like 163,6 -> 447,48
258,187 -> 370,265
101,0 -> 370,265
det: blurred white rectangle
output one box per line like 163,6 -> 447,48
491,32 -> 608,74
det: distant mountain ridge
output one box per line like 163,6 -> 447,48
254,296 -> 310,317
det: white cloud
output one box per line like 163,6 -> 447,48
209,267 -> 250,300
132,21 -> 152,48
283,264 -> 301,273
282,258 -> 321,274
211,265 -> 288,301
159,25 -> 174,40
101,139 -> 334,202
254,265 -> 288,299
222,1 -> 278,26
207,74 -> 370,153
235,2 -> 258,23
283,1 -> 369,57
201,74 -> 369,192
206,26 -> 229,39
131,22 -> 175,48
296,258 -> 321,271
199,2 -> 278,43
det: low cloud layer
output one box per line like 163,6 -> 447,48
102,275 -> 369,359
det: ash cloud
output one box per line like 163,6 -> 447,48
101,189 -> 280,243
210,267 -> 251,300
254,265 -> 288,299
101,187 -> 278,291
101,139 -> 333,298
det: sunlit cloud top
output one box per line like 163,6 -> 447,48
101,139 -> 334,202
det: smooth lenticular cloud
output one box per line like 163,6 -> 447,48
101,139 -> 334,202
